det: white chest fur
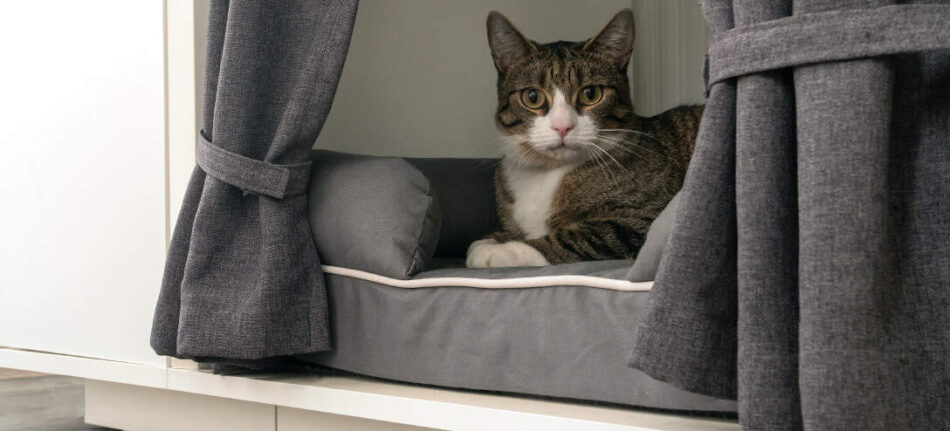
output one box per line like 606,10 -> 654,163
502,162 -> 576,239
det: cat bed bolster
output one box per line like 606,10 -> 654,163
308,150 -> 679,283
302,150 -> 733,412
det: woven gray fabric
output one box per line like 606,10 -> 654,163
299,264 -> 737,413
708,4 -> 950,85
419,259 -> 632,280
151,0 -> 359,361
625,192 -> 681,282
405,155 -> 679,279
308,151 -> 442,279
404,157 -> 502,258
630,0 -> 950,429
197,134 -> 312,199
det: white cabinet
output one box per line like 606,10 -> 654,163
0,1 -> 167,366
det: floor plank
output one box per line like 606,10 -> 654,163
0,369 -> 45,380
0,370 -> 114,431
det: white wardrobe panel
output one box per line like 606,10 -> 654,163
0,1 -> 167,365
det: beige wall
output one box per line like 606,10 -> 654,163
631,0 -> 709,116
194,0 -> 708,158
315,0 -> 635,158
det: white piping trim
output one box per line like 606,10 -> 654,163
321,265 -> 653,292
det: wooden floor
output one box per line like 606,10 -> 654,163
0,369 -> 114,431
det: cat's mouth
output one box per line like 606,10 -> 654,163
537,141 -> 584,161
508,139 -> 587,165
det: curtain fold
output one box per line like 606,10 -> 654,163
629,0 -> 740,401
630,0 -> 950,428
151,0 -> 359,363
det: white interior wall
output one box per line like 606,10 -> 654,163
0,1 -> 167,365
315,0 -> 633,158
192,0 -> 707,158
630,0 -> 709,116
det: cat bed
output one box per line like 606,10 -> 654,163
300,151 -> 736,413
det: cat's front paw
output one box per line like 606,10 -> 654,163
466,239 -> 550,268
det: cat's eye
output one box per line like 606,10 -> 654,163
578,85 -> 604,106
520,88 -> 545,110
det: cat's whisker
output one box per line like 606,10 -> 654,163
594,145 -> 632,176
592,149 -> 615,184
598,129 -> 671,153
582,147 -> 608,182
512,144 -> 545,168
582,146 -> 606,180
598,129 -> 664,145
594,134 -> 666,160
595,140 -> 650,159
588,142 -> 632,177
588,147 -> 617,185
599,128 -> 661,140
591,137 -> 650,161
585,144 -> 622,186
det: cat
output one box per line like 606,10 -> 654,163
466,9 -> 703,268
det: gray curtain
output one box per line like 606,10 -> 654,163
151,0 -> 359,363
629,0 -> 950,429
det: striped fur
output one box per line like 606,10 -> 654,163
472,10 -> 703,266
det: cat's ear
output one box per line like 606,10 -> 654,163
584,9 -> 635,71
487,11 -> 536,73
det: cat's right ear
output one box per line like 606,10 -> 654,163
584,9 -> 635,71
487,11 -> 535,73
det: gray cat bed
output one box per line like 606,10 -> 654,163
298,150 -> 736,413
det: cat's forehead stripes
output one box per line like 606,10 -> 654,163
507,41 -> 616,97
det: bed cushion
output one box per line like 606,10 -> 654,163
299,261 -> 737,413
627,191 -> 681,281
404,155 -> 679,282
404,157 -> 501,258
308,151 -> 442,279
301,152 -> 717,410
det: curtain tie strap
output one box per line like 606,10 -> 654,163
707,4 -> 950,88
196,134 -> 311,199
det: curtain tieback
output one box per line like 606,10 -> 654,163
196,133 -> 312,199
706,4 -> 950,90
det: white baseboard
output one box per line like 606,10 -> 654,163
165,369 -> 738,431
0,347 -> 165,388
85,380 -> 275,431
2,348 -> 737,430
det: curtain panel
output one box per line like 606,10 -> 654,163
630,0 -> 950,429
151,0 -> 359,363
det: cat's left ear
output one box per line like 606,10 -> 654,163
584,9 -> 635,71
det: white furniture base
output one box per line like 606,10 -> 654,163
1,347 -> 738,430
85,380 -> 431,431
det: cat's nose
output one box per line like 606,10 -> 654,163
552,125 -> 574,138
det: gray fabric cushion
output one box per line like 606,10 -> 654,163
626,192 -> 681,282
406,156 -> 676,281
299,262 -> 736,412
422,259 -> 631,279
308,151 -> 442,279
405,157 -> 502,257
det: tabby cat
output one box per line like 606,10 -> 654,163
466,9 -> 703,268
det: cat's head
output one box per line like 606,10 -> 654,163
487,10 -> 635,167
